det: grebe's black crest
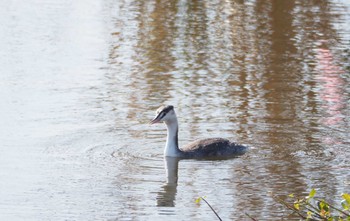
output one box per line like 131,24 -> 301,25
150,105 -> 174,124
158,105 -> 174,115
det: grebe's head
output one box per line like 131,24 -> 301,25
150,105 -> 176,124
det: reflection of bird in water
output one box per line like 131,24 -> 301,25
156,157 -> 179,208
150,105 -> 248,158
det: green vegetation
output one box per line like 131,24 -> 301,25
274,189 -> 350,221
196,189 -> 350,221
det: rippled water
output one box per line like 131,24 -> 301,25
0,0 -> 349,220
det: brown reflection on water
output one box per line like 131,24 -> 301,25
106,0 -> 349,219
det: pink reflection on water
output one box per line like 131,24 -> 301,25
314,43 -> 346,145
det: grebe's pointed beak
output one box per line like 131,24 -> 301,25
149,112 -> 162,125
149,118 -> 159,125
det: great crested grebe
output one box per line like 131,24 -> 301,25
150,105 -> 248,158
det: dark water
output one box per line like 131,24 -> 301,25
0,0 -> 349,220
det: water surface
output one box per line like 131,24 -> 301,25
0,0 -> 349,220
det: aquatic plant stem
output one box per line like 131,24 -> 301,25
245,213 -> 258,221
200,197 -> 222,221
272,195 -> 307,219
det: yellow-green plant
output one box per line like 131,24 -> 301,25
274,189 -> 350,221
196,190 -> 349,221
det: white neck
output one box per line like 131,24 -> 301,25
164,118 -> 181,157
